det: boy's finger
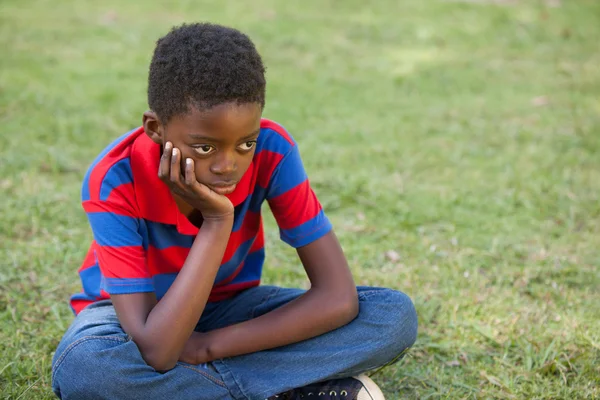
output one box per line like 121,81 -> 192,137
158,141 -> 172,179
170,147 -> 181,183
184,158 -> 196,186
183,157 -> 215,201
185,159 -> 213,199
193,180 -> 213,201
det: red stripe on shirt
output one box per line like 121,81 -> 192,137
87,139 -> 135,201
214,260 -> 247,287
222,210 -> 261,262
268,180 -> 322,230
97,245 -> 149,279
145,212 -> 262,276
82,200 -> 137,217
146,246 -> 187,276
253,150 -> 285,189
211,280 -> 261,295
250,221 -> 264,251
71,298 -> 93,314
105,183 -> 136,208
79,247 -> 97,271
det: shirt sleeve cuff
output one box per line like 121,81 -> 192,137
101,277 -> 155,294
280,217 -> 333,248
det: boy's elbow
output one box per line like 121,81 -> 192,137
142,350 -> 177,372
343,292 -> 360,321
333,290 -> 359,325
134,338 -> 177,372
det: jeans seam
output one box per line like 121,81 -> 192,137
176,363 -> 227,387
52,335 -> 128,382
249,286 -> 281,319
358,289 -> 386,301
213,359 -> 250,400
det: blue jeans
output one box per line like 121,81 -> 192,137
51,286 -> 417,400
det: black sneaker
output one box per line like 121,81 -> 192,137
267,374 -> 385,400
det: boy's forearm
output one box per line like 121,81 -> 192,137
137,218 -> 232,370
194,288 -> 358,362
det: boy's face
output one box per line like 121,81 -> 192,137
144,102 -> 262,196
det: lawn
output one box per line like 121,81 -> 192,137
1,0 -> 599,398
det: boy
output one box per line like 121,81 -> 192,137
51,23 -> 417,400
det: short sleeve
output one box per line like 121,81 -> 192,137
82,164 -> 154,295
266,145 -> 332,248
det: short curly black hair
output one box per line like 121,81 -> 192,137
148,23 -> 266,123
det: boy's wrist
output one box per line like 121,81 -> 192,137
196,331 -> 218,363
203,214 -> 234,223
198,215 -> 234,235
202,214 -> 234,226
179,332 -> 215,364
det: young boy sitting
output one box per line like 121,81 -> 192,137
51,23 -> 418,400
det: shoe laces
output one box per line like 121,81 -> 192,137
267,377 -> 362,400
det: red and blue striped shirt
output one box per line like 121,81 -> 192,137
70,119 -> 332,314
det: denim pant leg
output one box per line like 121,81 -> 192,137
205,286 -> 418,400
51,300 -> 232,400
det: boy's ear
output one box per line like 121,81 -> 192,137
143,111 -> 164,145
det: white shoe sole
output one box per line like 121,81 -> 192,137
355,374 -> 385,400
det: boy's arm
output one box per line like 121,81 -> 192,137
111,145 -> 234,371
113,217 -> 232,371
180,131 -> 357,363
181,230 -> 358,363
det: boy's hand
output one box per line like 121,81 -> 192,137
159,142 -> 234,220
178,332 -> 213,364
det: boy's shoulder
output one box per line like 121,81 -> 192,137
258,119 -> 297,155
81,127 -> 144,203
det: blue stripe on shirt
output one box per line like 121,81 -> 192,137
99,157 -> 133,201
145,220 -> 194,250
228,248 -> 264,283
102,277 -> 155,294
231,185 -> 268,232
152,239 -> 257,293
214,238 -> 255,284
152,246 -> 264,300
255,127 -> 295,156
279,209 -> 332,248
81,129 -> 136,201
267,146 -> 307,199
79,262 -> 102,298
153,273 -> 177,300
87,212 -> 141,247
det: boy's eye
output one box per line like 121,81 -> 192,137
194,145 -> 215,155
238,141 -> 256,151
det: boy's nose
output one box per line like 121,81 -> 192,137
210,154 -> 237,175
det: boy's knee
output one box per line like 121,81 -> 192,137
391,290 -> 418,348
52,335 -> 132,399
372,289 -> 418,356
52,334 -> 230,400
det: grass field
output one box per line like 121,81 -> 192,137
1,0 -> 600,398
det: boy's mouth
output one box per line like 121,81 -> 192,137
210,181 -> 237,195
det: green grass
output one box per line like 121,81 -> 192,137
1,0 -> 599,398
